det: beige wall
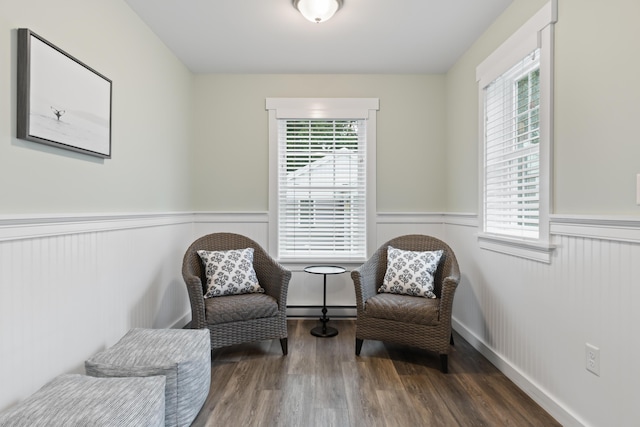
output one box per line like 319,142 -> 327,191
444,0 -> 548,213
191,74 -> 447,213
554,0 -> 640,214
445,0 -> 640,216
3,1 -> 638,216
0,0 -> 193,214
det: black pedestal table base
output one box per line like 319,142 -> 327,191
304,265 -> 346,338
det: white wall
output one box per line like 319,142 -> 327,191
0,0 -> 195,412
448,217 -> 640,427
2,0 -> 640,425
0,215 -> 195,411
444,0 -> 640,426
5,211 -> 639,426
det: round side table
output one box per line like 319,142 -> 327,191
304,265 -> 346,338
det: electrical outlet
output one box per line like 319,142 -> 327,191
586,343 -> 600,376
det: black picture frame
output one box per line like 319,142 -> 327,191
17,28 -> 112,159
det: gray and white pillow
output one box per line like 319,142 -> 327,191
197,248 -> 264,298
378,246 -> 443,298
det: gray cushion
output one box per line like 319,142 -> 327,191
365,293 -> 440,325
205,293 -> 279,324
0,374 -> 165,427
85,328 -> 210,427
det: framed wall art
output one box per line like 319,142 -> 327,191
17,28 -> 112,158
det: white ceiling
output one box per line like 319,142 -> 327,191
124,0 -> 513,74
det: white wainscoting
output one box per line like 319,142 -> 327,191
446,214 -> 640,427
192,212 -> 450,319
0,213 -> 195,412
193,211 -> 640,426
2,211 -> 638,426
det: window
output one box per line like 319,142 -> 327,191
484,50 -> 540,239
278,119 -> 365,258
476,1 -> 556,262
266,98 -> 379,262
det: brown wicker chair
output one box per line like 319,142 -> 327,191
351,234 -> 460,372
182,233 -> 291,355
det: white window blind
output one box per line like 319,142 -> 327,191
483,49 -> 541,239
277,119 -> 366,258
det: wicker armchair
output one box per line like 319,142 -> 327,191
351,234 -> 460,372
182,233 -> 291,355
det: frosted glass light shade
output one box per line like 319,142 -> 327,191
293,0 -> 343,23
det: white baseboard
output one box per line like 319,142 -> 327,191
170,312 -> 192,329
452,317 -> 587,427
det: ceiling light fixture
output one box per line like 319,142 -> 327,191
293,0 -> 343,24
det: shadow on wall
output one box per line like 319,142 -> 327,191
453,271 -> 494,347
154,278 -> 191,328
129,269 -> 190,330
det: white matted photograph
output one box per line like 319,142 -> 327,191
17,28 -> 112,158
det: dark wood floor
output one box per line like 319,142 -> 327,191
192,319 -> 560,427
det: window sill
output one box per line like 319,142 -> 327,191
477,233 -> 555,263
277,258 -> 367,266
277,258 -> 367,271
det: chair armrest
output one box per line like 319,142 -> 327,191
351,259 -> 379,311
183,274 -> 207,329
258,262 -> 292,311
438,275 -> 460,321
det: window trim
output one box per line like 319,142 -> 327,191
476,1 -> 557,263
266,98 -> 379,263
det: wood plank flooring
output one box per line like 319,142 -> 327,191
191,319 -> 560,427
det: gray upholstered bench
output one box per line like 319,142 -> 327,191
0,374 -> 166,426
85,328 -> 210,427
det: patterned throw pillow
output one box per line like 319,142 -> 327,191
378,246 -> 443,298
197,248 -> 264,298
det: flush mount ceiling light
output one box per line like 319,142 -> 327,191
293,0 -> 343,23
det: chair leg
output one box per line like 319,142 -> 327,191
440,354 -> 448,373
450,333 -> 455,346
280,338 -> 288,355
355,338 -> 363,355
